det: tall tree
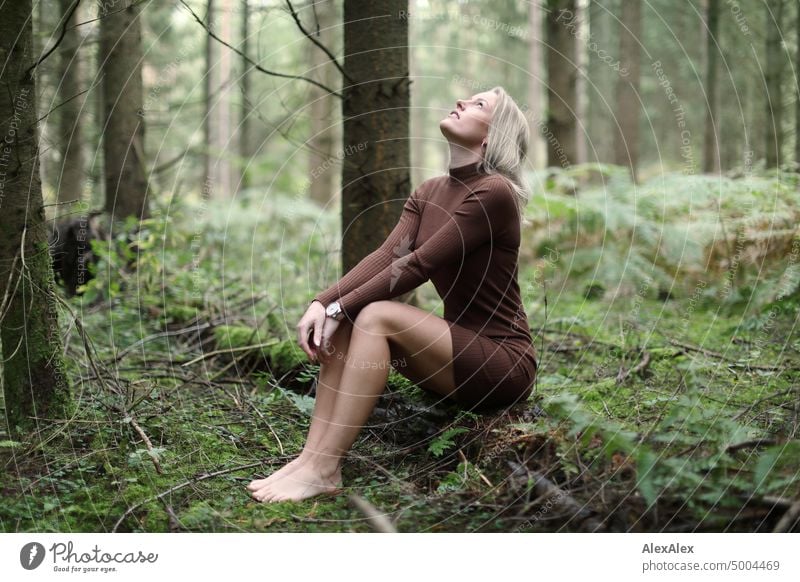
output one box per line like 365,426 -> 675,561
240,0 -> 251,190
340,0 -> 410,271
0,0 -> 73,437
765,0 -> 785,169
703,0 -> 720,174
613,0 -> 641,181
99,0 -> 149,221
795,0 -> 800,168
56,0 -> 86,216
527,0 -> 547,169
306,0 -> 341,206
546,0 -> 578,168
574,0 -> 588,165
204,0 -> 214,194
210,0 -> 235,197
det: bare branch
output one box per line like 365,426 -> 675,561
284,0 -> 353,86
178,0 -> 342,99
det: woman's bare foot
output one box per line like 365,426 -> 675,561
250,463 -> 343,503
246,456 -> 306,492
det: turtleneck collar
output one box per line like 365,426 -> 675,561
447,160 -> 482,182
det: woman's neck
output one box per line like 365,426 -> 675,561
446,142 -> 483,171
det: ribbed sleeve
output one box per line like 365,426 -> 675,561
333,176 -> 516,321
312,188 -> 423,311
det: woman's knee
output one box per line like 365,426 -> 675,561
352,300 -> 393,333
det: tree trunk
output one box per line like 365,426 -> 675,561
57,0 -> 86,216
796,0 -> 800,168
211,0 -> 235,197
204,0 -> 214,194
340,0 -> 410,272
240,0 -> 251,190
702,0 -> 720,174
307,0 -> 341,206
100,0 -> 148,222
765,0 -> 784,169
0,0 -> 72,438
574,0 -> 588,165
546,0 -> 578,168
527,0 -> 547,170
613,0 -> 641,181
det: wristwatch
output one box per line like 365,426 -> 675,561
325,301 -> 345,321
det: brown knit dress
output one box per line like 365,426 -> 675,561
312,160 -> 538,411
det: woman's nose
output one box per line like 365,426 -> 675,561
455,99 -> 465,110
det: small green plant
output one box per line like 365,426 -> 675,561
428,427 -> 469,457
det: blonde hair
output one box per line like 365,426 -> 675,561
477,86 -> 531,228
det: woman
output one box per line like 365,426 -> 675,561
247,86 -> 538,503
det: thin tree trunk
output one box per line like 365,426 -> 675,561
613,0 -> 641,182
546,0 -> 578,168
527,0 -> 547,170
341,0 -> 410,272
204,0 -> 214,193
796,0 -> 800,167
574,0 -> 588,165
703,0 -> 720,174
213,0 -> 235,197
57,0 -> 86,216
765,0 -> 784,169
240,0 -> 251,190
0,0 -> 72,438
100,0 -> 148,221
307,0 -> 340,206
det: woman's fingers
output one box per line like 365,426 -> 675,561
297,320 -> 314,360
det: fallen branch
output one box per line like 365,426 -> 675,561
348,494 -> 398,533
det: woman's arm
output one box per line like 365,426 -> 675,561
333,176 -> 517,321
312,187 -> 424,307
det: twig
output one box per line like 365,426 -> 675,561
458,448 -> 493,488
24,0 -> 83,81
178,0 -> 342,98
112,460 -> 268,532
348,494 -> 398,533
772,498 -> 800,532
128,416 -> 164,474
283,0 -> 354,85
181,339 -> 280,367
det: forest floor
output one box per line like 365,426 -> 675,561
2,282 -> 799,532
2,185 -> 800,532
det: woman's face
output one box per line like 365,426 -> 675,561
439,90 -> 498,147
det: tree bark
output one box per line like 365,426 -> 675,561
211,0 -> 235,197
240,0 -> 251,190
56,0 -> 86,216
702,0 -> 721,174
100,0 -> 149,222
340,0 -> 411,272
613,0 -> 641,182
0,0 -> 73,438
527,0 -> 547,170
307,0 -> 341,206
546,0 -> 578,168
796,0 -> 800,168
765,0 -> 784,169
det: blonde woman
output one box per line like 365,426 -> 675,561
247,86 -> 538,503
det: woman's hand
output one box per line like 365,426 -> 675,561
297,300 -> 327,362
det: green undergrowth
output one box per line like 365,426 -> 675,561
2,172 -> 800,532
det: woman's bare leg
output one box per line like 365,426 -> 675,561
252,300 -> 458,503
246,320 -> 355,493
